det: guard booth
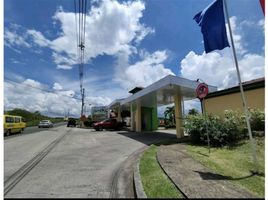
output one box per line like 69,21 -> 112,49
109,75 -> 217,138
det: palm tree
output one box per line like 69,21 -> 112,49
164,106 -> 175,127
188,108 -> 199,115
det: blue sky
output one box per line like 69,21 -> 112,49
4,0 -> 265,117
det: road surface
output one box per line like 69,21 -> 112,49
4,125 -> 176,198
4,122 -> 67,140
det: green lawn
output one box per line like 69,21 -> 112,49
139,145 -> 183,198
186,138 -> 265,197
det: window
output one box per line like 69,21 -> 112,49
6,117 -> 14,123
15,117 -> 21,123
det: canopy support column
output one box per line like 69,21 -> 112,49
117,106 -> 122,122
174,93 -> 184,138
135,101 -> 142,132
130,103 -> 135,131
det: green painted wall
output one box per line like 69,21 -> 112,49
131,104 -> 137,112
141,106 -> 158,131
141,107 -> 151,131
152,106 -> 158,130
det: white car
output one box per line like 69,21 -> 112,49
38,120 -> 53,128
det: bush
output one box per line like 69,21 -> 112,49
184,108 -> 265,146
249,108 -> 265,131
184,113 -> 242,146
84,120 -> 93,127
224,110 -> 247,139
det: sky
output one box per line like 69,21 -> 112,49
4,0 -> 265,117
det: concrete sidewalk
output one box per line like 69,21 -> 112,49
157,144 -> 257,198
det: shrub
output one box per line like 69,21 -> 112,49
184,113 -> 242,146
249,108 -> 265,132
84,120 -> 93,127
224,110 -> 247,139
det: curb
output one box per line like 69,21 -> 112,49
133,158 -> 147,199
109,146 -> 148,198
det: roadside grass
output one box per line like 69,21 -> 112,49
139,144 -> 183,198
186,137 -> 265,197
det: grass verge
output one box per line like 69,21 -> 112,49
186,137 -> 264,197
139,144 -> 183,198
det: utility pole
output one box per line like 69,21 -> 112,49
81,88 -> 85,117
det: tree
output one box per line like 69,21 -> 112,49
164,106 -> 175,127
188,108 -> 199,115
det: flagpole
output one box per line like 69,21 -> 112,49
223,0 -> 258,173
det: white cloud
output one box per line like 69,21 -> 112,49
180,17 -> 264,90
23,79 -> 43,89
56,64 -> 73,70
181,50 -> 264,89
4,76 -> 114,117
27,29 -> 51,47
6,0 -> 154,70
85,96 -> 112,107
227,16 -> 247,55
53,82 -> 63,90
184,100 -> 201,114
114,50 -> 174,90
4,30 -> 31,48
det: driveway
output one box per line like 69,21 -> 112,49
5,126 -> 176,198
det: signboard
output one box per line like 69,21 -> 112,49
91,106 -> 108,122
196,83 -> 209,99
91,106 -> 108,115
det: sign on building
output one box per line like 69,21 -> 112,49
91,106 -> 108,122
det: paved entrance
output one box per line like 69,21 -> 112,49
5,126 -> 176,198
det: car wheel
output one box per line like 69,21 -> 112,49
6,129 -> 11,136
99,126 -> 103,131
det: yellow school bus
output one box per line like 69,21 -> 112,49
3,115 -> 26,136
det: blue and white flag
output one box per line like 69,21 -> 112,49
193,0 -> 230,53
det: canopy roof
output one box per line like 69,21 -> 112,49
109,75 -> 217,108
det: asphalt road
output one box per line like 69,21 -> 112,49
24,121 -> 67,134
4,122 -> 67,140
4,125 -> 176,198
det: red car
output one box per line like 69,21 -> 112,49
93,118 -> 124,131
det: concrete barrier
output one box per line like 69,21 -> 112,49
133,158 -> 147,198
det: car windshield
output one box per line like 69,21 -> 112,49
41,120 -> 49,123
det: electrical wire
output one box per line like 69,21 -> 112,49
4,76 -> 82,100
74,0 -> 87,116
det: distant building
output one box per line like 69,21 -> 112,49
204,78 -> 264,117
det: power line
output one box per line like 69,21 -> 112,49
4,76 -> 82,101
74,0 -> 87,116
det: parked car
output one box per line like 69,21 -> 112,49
38,120 -> 53,128
67,118 -> 77,127
93,118 -> 124,131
